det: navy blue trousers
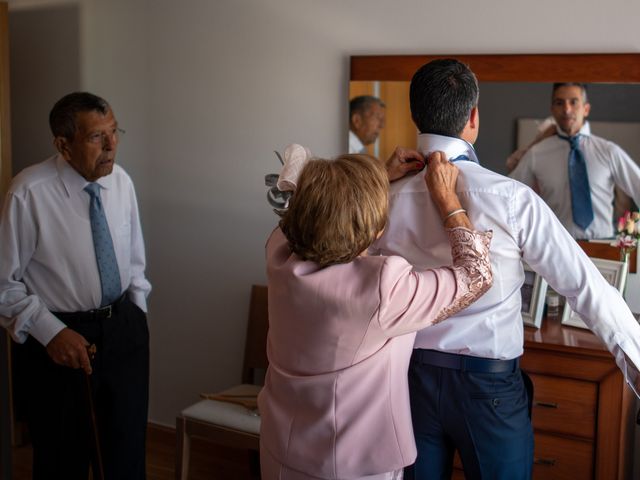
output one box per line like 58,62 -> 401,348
405,350 -> 534,480
15,296 -> 149,480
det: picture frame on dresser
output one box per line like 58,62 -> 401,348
521,264 -> 548,328
561,257 -> 628,329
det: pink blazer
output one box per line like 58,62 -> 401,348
259,228 -> 491,478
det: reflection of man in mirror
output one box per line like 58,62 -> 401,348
348,95 -> 386,154
508,83 -> 640,239
373,59 -> 640,480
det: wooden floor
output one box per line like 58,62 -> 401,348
10,423 -> 256,480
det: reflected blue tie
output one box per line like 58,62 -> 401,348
84,183 -> 122,306
559,134 -> 594,230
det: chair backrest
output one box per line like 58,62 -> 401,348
241,285 -> 269,385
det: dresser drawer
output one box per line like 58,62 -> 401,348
533,432 -> 593,479
529,373 -> 597,439
451,433 -> 593,480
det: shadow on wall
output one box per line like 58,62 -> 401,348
9,3 -> 81,174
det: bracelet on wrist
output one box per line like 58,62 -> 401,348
443,208 -> 467,223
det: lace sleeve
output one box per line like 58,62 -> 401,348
433,227 -> 493,323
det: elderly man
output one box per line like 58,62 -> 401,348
508,83 -> 640,239
373,59 -> 640,479
348,95 -> 386,154
0,92 -> 151,479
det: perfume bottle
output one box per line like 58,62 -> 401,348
546,291 -> 560,319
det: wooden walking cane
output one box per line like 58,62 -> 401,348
85,344 -> 105,480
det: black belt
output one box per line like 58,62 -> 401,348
52,294 -> 128,322
412,349 -> 519,374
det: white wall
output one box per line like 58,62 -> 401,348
8,0 -> 640,429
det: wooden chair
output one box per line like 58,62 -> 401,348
176,285 -> 269,479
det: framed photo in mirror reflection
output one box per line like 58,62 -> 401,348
561,257 -> 628,329
521,264 -> 547,329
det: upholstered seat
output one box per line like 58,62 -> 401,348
183,384 -> 261,435
176,285 -> 268,479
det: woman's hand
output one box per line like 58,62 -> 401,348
386,147 -> 425,181
425,151 -> 472,229
425,151 -> 458,200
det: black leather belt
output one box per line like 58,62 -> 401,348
412,349 -> 519,374
53,294 -> 128,322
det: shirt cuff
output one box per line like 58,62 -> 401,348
27,309 -> 67,346
128,290 -> 148,313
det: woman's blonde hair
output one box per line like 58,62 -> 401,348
279,154 -> 388,267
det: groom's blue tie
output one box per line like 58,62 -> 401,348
85,183 -> 122,306
559,134 -> 594,230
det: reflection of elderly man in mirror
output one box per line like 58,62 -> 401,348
348,95 -> 386,154
507,83 -> 640,239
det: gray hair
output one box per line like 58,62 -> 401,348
552,83 -> 589,103
349,95 -> 385,120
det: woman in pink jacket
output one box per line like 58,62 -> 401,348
259,149 -> 493,480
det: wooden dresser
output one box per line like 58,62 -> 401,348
452,317 -> 636,480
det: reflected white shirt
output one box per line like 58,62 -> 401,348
0,155 -> 151,345
349,130 -> 366,154
372,133 -> 640,396
510,122 -> 640,239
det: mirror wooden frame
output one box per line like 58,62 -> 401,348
350,53 -> 640,83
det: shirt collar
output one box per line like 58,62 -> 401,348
556,120 -> 591,137
349,130 -> 366,154
416,133 -> 480,164
55,153 -> 113,197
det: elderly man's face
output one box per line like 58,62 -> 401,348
57,109 -> 120,181
551,86 -> 590,137
352,103 -> 386,146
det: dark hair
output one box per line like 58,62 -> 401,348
409,59 -> 479,137
552,82 -> 588,103
49,92 -> 110,140
349,95 -> 385,119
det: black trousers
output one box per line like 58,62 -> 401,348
15,296 -> 149,480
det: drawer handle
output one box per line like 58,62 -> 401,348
534,401 -> 558,409
534,457 -> 556,466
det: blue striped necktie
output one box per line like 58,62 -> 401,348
558,134 -> 594,230
84,183 -> 122,306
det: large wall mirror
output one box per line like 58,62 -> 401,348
350,54 -> 640,171
349,54 -> 640,289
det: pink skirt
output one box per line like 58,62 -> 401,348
260,447 -> 404,480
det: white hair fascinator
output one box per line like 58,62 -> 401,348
265,144 -> 313,211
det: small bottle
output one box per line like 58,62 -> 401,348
546,291 -> 560,319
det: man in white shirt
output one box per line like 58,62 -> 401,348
373,59 -> 640,479
348,95 -> 386,154
508,83 -> 640,239
0,92 -> 151,479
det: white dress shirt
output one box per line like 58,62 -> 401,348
509,122 -> 640,239
0,154 -> 151,346
372,133 -> 640,396
349,130 -> 366,154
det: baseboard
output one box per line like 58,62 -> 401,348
148,421 -> 175,434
